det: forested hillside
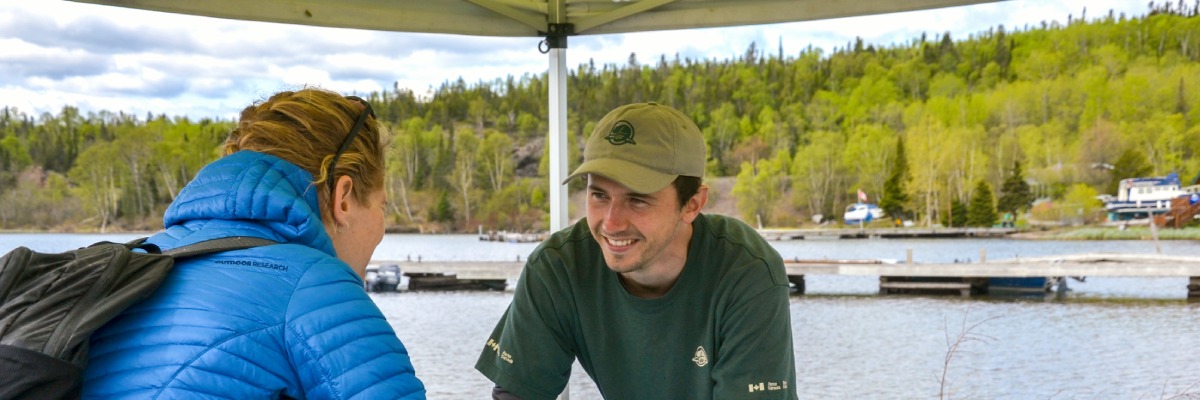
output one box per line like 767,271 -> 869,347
2,3 -> 1198,232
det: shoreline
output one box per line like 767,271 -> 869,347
6,226 -> 1200,240
1019,226 -> 1200,240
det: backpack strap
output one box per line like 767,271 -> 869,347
162,237 -> 281,259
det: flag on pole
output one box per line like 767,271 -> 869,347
858,189 -> 868,203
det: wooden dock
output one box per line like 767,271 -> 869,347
784,253 -> 1200,277
371,253 -> 1200,297
379,261 -> 520,281
477,231 -> 545,243
757,227 -> 1017,240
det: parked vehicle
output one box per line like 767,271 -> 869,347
843,203 -> 885,225
365,264 -> 401,292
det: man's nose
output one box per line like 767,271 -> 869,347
602,203 -> 629,233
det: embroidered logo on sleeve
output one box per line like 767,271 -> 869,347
748,381 -> 788,393
691,346 -> 708,367
486,338 -> 514,364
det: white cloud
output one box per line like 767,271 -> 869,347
0,0 -> 1152,120
189,78 -> 238,97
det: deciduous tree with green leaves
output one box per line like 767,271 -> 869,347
68,142 -> 125,232
449,130 -> 480,228
733,150 -> 789,227
791,130 -> 844,221
1109,148 -> 1153,194
1063,183 -> 1103,225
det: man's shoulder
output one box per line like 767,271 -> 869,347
695,214 -> 788,285
700,213 -> 756,233
697,214 -> 777,259
525,219 -> 599,269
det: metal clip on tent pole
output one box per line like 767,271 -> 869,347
539,23 -> 573,54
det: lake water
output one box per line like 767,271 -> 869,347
4,233 -> 1200,398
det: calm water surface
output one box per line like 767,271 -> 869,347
4,233 -> 1200,398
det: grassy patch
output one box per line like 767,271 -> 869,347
1045,227 -> 1200,240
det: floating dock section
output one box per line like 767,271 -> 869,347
787,253 -> 1200,297
370,253 -> 1200,297
405,272 -> 506,291
757,227 -> 1016,240
478,230 -> 546,243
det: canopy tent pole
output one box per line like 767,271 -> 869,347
547,23 -> 571,233
545,17 -> 573,399
549,44 -> 572,399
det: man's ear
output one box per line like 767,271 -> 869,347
330,175 -> 355,227
681,184 -> 708,224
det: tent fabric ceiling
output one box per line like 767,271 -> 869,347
72,0 -> 1003,37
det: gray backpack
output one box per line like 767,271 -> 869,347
0,236 -> 276,399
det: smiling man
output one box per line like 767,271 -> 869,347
476,103 -> 797,400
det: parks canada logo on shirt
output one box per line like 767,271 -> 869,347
691,346 -> 708,367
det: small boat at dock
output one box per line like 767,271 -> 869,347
478,230 -> 546,243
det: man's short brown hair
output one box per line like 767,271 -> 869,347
672,176 -> 702,209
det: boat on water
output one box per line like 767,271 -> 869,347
843,203 -> 885,225
364,264 -> 402,292
1099,172 -> 1200,221
478,230 -> 546,243
987,277 -> 1068,296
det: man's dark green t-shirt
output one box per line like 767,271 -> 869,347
475,213 -> 797,399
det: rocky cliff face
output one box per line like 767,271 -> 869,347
513,137 -> 544,178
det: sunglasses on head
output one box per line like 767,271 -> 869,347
327,95 -> 376,196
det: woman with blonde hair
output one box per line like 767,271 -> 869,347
83,88 -> 425,399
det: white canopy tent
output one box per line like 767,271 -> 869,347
70,0 -> 1002,396
68,1 -> 1002,37
73,0 -> 1002,233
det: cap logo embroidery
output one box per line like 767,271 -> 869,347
604,120 -> 636,145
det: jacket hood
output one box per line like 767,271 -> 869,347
160,150 -> 334,256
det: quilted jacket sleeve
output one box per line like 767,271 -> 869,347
285,260 -> 425,399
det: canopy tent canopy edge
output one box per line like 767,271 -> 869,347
70,0 -> 1003,36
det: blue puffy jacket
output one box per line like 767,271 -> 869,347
83,151 -> 425,399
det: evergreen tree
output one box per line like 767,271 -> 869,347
967,180 -> 997,227
997,161 -> 1034,213
949,198 -> 968,227
879,137 -> 909,221
429,191 -> 455,223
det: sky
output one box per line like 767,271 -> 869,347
0,0 -> 1150,121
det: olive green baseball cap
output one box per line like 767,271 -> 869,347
564,102 -> 706,194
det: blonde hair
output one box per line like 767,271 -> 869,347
224,88 -> 387,222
